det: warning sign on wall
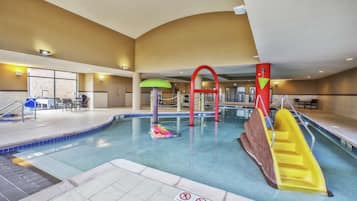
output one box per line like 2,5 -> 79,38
174,191 -> 211,201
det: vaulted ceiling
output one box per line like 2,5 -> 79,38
45,0 -> 357,80
46,0 -> 243,38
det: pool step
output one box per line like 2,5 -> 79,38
279,178 -> 324,192
278,163 -> 311,178
274,150 -> 304,166
272,140 -> 296,152
268,130 -> 289,141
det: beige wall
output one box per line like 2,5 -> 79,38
0,0 -> 134,70
317,68 -> 357,120
318,68 -> 357,94
0,63 -> 27,91
93,74 -> 132,107
135,12 -> 258,73
272,80 -> 318,95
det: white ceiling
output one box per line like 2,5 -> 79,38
45,0 -> 357,80
245,0 -> 357,79
46,0 -> 242,38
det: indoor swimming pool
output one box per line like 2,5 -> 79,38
14,109 -> 357,201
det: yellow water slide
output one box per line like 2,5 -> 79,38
267,109 -> 328,194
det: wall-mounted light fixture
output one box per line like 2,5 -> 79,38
98,74 -> 105,82
120,65 -> 129,70
233,5 -> 247,15
15,70 -> 23,77
39,49 -> 52,56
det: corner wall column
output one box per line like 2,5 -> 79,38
132,72 -> 141,110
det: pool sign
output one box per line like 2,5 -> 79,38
175,191 -> 211,201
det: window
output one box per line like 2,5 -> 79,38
27,68 -> 78,108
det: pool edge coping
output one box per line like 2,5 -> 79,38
298,112 -> 357,156
0,111 -> 216,154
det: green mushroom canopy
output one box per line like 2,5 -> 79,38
140,79 -> 172,89
140,79 -> 172,124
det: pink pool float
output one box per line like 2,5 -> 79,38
151,125 -> 174,139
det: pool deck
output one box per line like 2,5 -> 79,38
20,159 -> 252,201
299,109 -> 357,148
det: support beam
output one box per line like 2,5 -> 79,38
255,63 -> 271,116
132,72 -> 141,110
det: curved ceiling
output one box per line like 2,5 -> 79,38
46,0 -> 243,38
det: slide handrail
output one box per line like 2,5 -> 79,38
280,95 -> 316,150
255,94 -> 276,147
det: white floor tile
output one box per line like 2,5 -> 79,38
89,186 -> 125,201
177,178 -> 226,201
141,167 -> 180,186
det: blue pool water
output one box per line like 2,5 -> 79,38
15,109 -> 357,201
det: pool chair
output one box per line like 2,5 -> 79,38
62,99 -> 73,111
55,98 -> 64,110
307,99 -> 319,109
293,98 -> 303,108
80,95 -> 89,109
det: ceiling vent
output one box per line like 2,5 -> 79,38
233,5 -> 246,15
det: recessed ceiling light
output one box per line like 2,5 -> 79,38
346,57 -> 354,62
253,55 -> 259,59
319,70 -> 324,73
39,49 -> 52,56
233,5 -> 246,15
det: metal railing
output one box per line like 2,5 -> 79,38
255,95 -> 276,147
279,95 -> 316,150
0,100 -> 37,122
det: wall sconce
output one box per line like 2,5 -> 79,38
120,65 -> 129,70
39,49 -> 52,56
273,81 -> 279,87
98,74 -> 105,82
15,70 -> 23,77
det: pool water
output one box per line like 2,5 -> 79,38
15,109 -> 357,201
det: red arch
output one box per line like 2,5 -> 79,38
189,65 -> 220,126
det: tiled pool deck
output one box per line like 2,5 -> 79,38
20,159 -> 252,201
300,110 -> 357,150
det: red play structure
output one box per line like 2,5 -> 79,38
189,65 -> 220,126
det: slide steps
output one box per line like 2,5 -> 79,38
240,108 -> 329,195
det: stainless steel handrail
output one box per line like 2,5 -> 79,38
0,101 -> 24,122
0,100 -> 37,122
0,100 -> 18,113
280,95 -> 316,150
255,95 -> 276,147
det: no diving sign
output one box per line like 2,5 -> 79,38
175,191 -> 211,201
